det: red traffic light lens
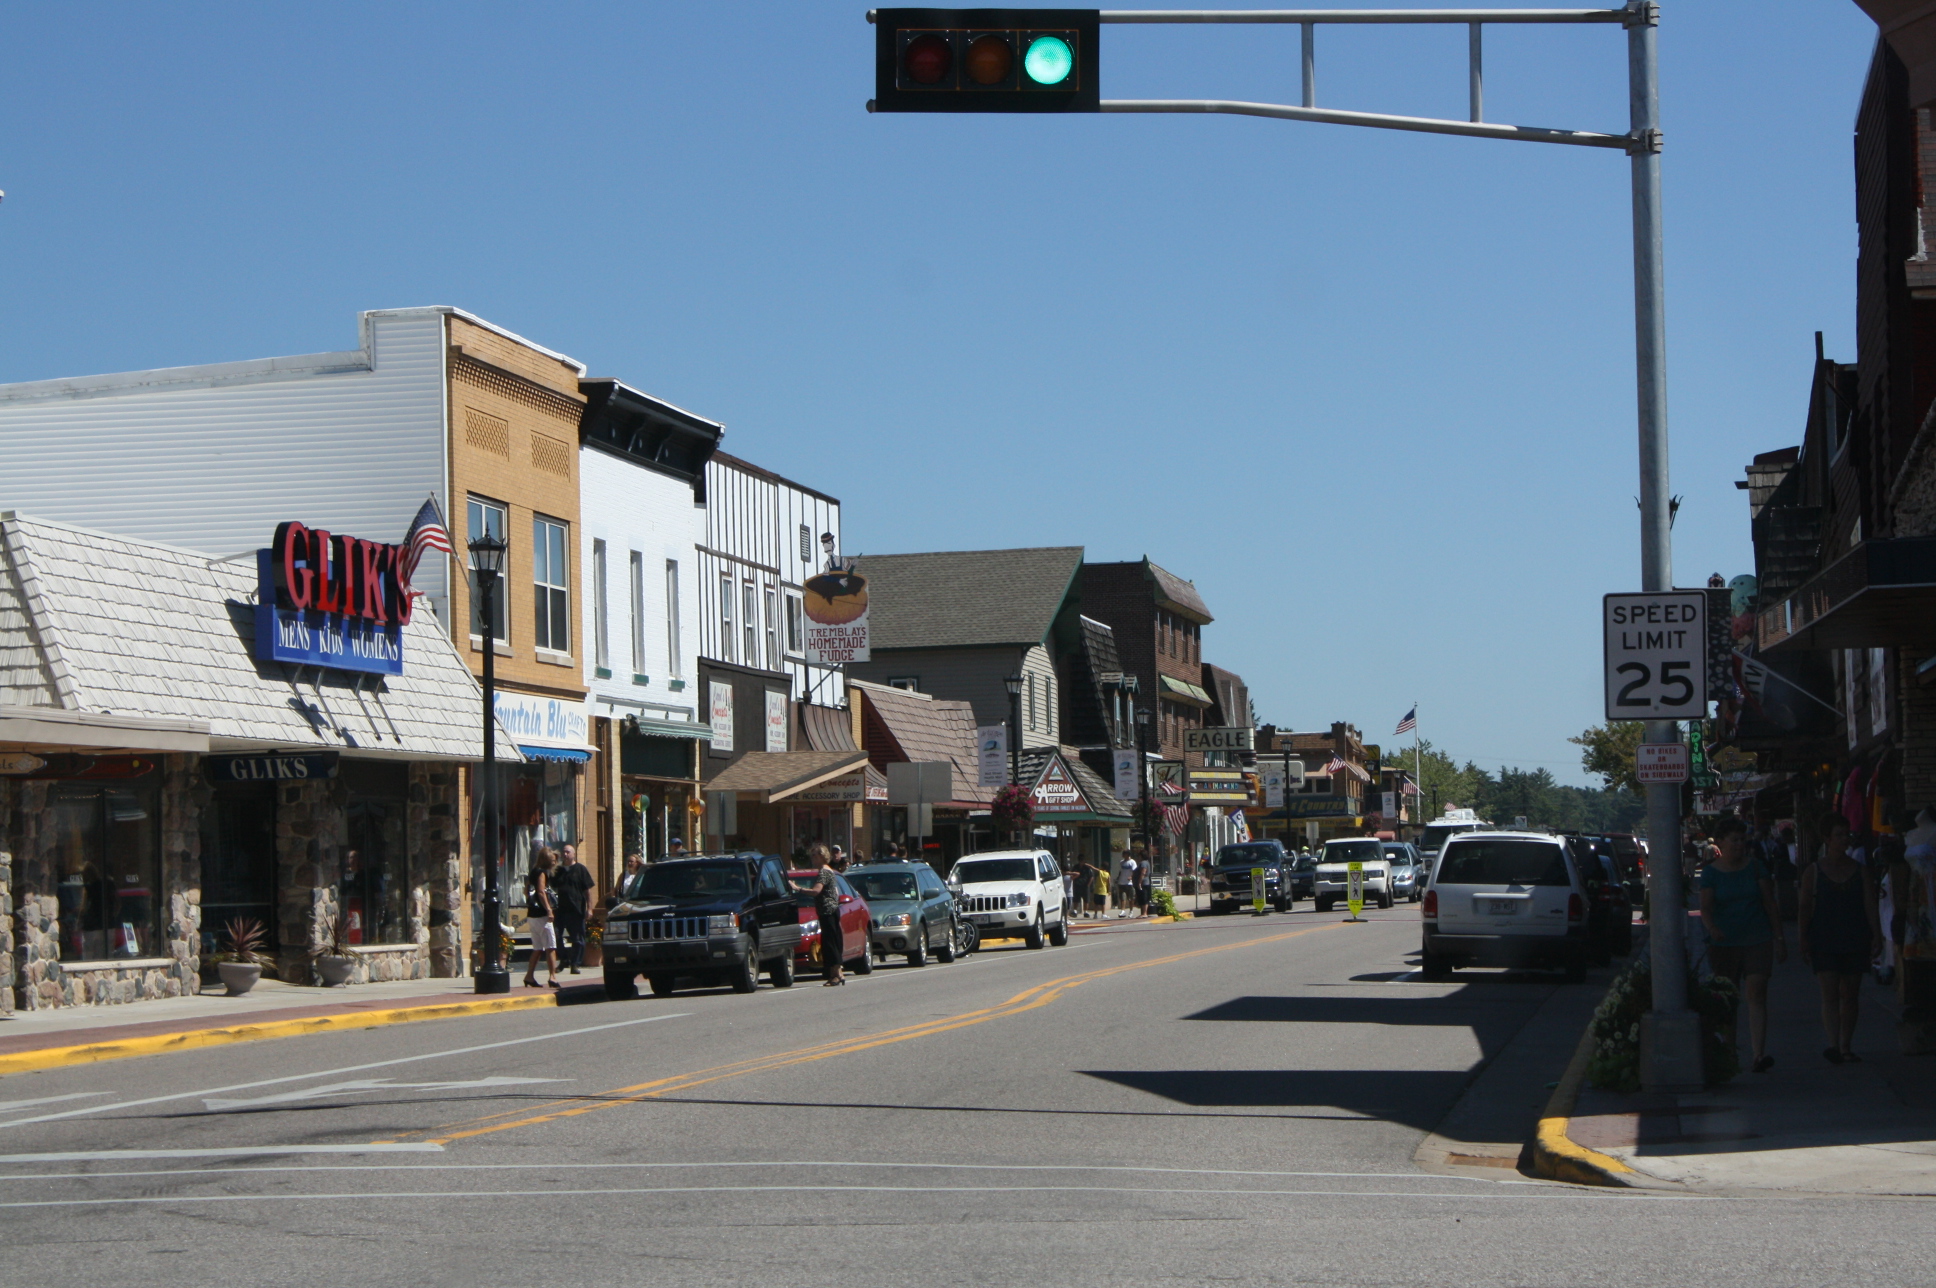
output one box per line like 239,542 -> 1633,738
903,34 -> 952,86
964,34 -> 1013,86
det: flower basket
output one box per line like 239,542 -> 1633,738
991,784 -> 1034,835
1588,961 -> 1740,1092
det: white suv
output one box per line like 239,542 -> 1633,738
1314,837 -> 1394,911
950,850 -> 1069,949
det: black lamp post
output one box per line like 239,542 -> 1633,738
1136,705 -> 1154,868
470,530 -> 510,995
1004,673 -> 1024,789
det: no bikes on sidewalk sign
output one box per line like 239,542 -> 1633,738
1602,592 -> 1706,722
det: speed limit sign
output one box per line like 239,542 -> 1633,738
1603,592 -> 1707,721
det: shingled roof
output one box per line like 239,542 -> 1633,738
856,546 -> 1083,651
853,678 -> 992,806
1146,559 -> 1212,624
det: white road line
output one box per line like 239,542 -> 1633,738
0,1012 -> 685,1131
0,1092 -> 106,1114
202,1074 -> 569,1112
0,1182 -> 1717,1210
0,1143 -> 445,1164
0,1159 -> 1516,1183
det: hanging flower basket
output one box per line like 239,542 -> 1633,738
992,784 -> 1035,834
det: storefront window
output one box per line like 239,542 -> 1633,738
338,761 -> 411,945
201,780 -> 278,959
50,778 -> 161,961
503,759 -> 581,903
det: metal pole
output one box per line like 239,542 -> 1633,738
1625,0 -> 1697,1090
1301,22 -> 1315,106
475,570 -> 509,994
1468,23 -> 1483,122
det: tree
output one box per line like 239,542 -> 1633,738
1570,722 -> 1645,796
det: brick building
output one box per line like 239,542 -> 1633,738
1078,559 -> 1214,764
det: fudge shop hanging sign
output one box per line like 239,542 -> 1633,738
254,521 -> 410,675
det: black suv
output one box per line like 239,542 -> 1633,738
601,853 -> 803,999
1207,840 -> 1292,914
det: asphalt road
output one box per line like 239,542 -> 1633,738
0,906 -> 1925,1286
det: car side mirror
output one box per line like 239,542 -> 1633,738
839,894 -> 853,904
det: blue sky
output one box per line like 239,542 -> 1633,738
0,2 -> 1880,784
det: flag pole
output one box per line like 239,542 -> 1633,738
1413,703 -> 1422,833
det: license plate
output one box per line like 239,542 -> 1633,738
1483,898 -> 1523,915
973,914 -> 1001,925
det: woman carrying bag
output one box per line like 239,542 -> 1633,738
523,848 -> 561,990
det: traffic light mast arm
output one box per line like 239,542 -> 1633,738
1093,4 -> 1646,153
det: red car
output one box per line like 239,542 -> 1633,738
785,870 -> 874,975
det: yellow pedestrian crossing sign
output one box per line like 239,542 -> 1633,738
1346,861 -> 1364,920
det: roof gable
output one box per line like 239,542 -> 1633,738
857,546 -> 1083,650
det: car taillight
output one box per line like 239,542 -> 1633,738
1422,890 -> 1437,917
1568,893 -> 1584,923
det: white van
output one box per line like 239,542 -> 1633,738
1420,831 -> 1591,981
1416,809 -> 1491,866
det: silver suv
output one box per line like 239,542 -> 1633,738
1420,832 -> 1592,981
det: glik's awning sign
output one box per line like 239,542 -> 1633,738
254,521 -> 411,676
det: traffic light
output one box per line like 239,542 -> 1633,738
871,9 -> 1099,113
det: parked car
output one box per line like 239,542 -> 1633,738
1420,831 -> 1593,981
847,861 -> 958,966
1207,840 -> 1292,913
950,850 -> 1068,948
1595,832 -> 1649,907
1564,838 -> 1637,962
1314,837 -> 1394,911
785,869 -> 874,975
602,854 -> 803,998
1383,841 -> 1424,902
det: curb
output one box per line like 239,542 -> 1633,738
0,993 -> 560,1079
1531,1024 -> 1635,1187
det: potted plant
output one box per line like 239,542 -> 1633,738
313,913 -> 356,987
583,915 -> 604,969
215,917 -> 268,996
992,784 -> 1035,844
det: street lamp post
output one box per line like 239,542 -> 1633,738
1136,705 -> 1154,872
1004,673 -> 1024,788
470,530 -> 510,996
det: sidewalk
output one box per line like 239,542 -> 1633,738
1556,954 -> 1936,1195
0,974 -> 599,1076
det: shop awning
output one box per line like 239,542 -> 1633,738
799,702 -> 858,752
0,705 -> 210,753
1757,536 -> 1936,652
705,749 -> 872,804
1159,675 -> 1213,706
519,745 -> 591,763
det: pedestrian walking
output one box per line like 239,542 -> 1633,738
1798,814 -> 1882,1063
813,844 -> 847,986
1699,815 -> 1784,1073
522,849 -> 560,989
1115,854 -> 1138,918
1086,861 -> 1109,917
1072,861 -> 1093,920
552,843 -> 595,975
1135,861 -> 1152,914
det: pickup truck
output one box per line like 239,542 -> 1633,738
601,853 -> 803,999
1207,841 -> 1292,914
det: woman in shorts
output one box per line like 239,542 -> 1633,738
1700,815 -> 1785,1072
522,848 -> 560,989
1798,815 -> 1882,1063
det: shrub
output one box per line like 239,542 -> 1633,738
1151,889 -> 1180,919
1588,961 -> 1740,1092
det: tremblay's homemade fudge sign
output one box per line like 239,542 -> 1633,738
254,521 -> 410,675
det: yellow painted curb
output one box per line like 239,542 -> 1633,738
0,992 -> 560,1079
1532,1025 -> 1635,1187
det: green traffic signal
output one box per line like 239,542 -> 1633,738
1022,34 -> 1072,86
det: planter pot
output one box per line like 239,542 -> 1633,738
315,955 -> 355,987
217,961 -> 263,996
582,941 -> 603,969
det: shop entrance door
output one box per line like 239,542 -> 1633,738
201,780 -> 279,959
340,761 -> 410,945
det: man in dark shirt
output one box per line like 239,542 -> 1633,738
552,844 -> 596,975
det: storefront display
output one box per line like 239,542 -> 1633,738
47,775 -> 161,961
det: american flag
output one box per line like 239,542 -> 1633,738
1401,775 -> 1420,798
1324,753 -> 1347,775
400,496 -> 452,585
1395,707 -> 1417,736
1162,803 -> 1190,834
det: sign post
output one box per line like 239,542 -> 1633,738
1603,592 -> 1707,722
1250,867 -> 1266,915
1346,861 -> 1365,921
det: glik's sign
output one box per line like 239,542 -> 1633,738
254,521 -> 411,676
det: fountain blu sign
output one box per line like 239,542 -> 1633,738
493,692 -> 591,750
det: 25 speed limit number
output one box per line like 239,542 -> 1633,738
1602,592 -> 1707,720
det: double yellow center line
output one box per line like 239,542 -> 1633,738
405,920 -> 1338,1148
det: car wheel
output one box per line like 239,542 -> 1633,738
907,929 -> 927,968
768,952 -> 795,988
1048,914 -> 1069,946
936,922 -> 958,963
1315,897 -> 1334,914
602,969 -> 638,1001
730,946 -> 760,993
853,927 -> 875,974
1379,890 -> 1394,910
1024,913 -> 1045,950
1420,949 -> 1453,980
648,974 -> 676,998
958,919 -> 980,954
1273,897 -> 1289,913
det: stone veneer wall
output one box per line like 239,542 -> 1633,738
274,764 -> 454,986
6,755 -> 201,1010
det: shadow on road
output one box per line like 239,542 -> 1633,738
1076,1069 -> 1469,1130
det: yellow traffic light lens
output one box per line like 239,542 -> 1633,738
1023,35 -> 1072,86
965,34 -> 1013,85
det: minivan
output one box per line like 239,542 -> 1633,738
1420,832 -> 1592,981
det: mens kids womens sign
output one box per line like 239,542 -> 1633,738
254,521 -> 413,676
